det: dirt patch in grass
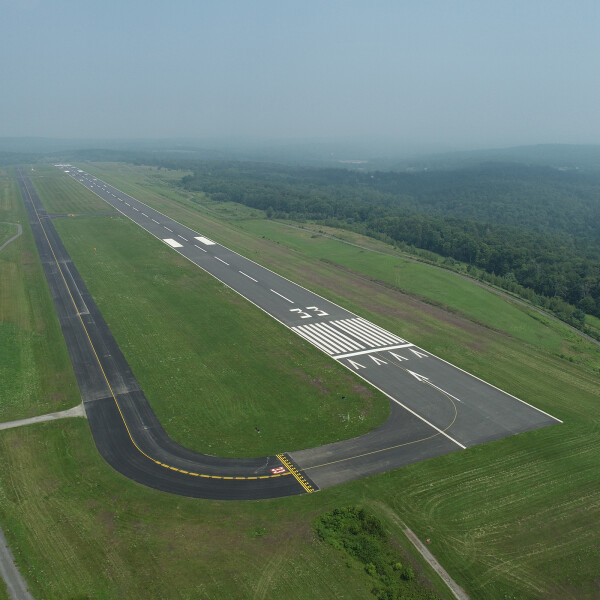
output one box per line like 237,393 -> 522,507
352,383 -> 374,400
292,369 -> 330,395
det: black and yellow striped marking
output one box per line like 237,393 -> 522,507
276,454 -> 316,493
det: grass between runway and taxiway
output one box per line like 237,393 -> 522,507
30,169 -> 113,214
31,167 -> 390,458
0,169 -> 80,422
2,162 -> 598,600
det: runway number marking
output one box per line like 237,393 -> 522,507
290,308 -> 311,318
306,306 -> 329,316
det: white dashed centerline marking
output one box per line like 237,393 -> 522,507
239,271 -> 258,282
270,289 -> 294,303
152,219 -> 159,223
141,213 -> 148,218
133,207 -> 139,211
125,202 -> 130,206
194,244 -> 207,252
164,227 -> 173,232
178,235 -> 188,241
215,257 -> 229,265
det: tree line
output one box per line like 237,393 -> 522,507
178,161 -> 600,328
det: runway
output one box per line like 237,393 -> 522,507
16,165 -> 561,498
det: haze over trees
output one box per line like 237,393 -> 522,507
174,156 -> 600,329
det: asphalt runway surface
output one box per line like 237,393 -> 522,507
16,165 -> 561,498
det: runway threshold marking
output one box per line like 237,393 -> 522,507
333,343 -> 414,359
276,454 -> 315,493
21,173 -> 293,483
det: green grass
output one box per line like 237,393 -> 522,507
30,167 -> 112,214
1,161 -> 598,600
0,169 -> 80,422
586,313 -> 600,338
0,221 -> 17,247
0,421 -> 451,600
34,169 -> 389,457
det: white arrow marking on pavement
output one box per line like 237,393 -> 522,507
348,359 -> 367,370
407,371 -> 462,402
370,356 -> 388,366
407,370 -> 429,382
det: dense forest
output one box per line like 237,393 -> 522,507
175,161 -> 600,329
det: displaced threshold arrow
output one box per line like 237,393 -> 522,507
407,370 -> 429,383
407,370 -> 462,403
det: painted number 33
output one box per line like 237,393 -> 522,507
290,306 -> 329,319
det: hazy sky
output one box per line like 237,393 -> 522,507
2,0 -> 599,149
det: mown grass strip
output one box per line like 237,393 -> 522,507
0,169 -> 80,421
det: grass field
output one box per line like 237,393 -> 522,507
0,169 -> 80,422
0,162 -> 598,599
0,222 -> 17,248
0,420 -> 455,600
